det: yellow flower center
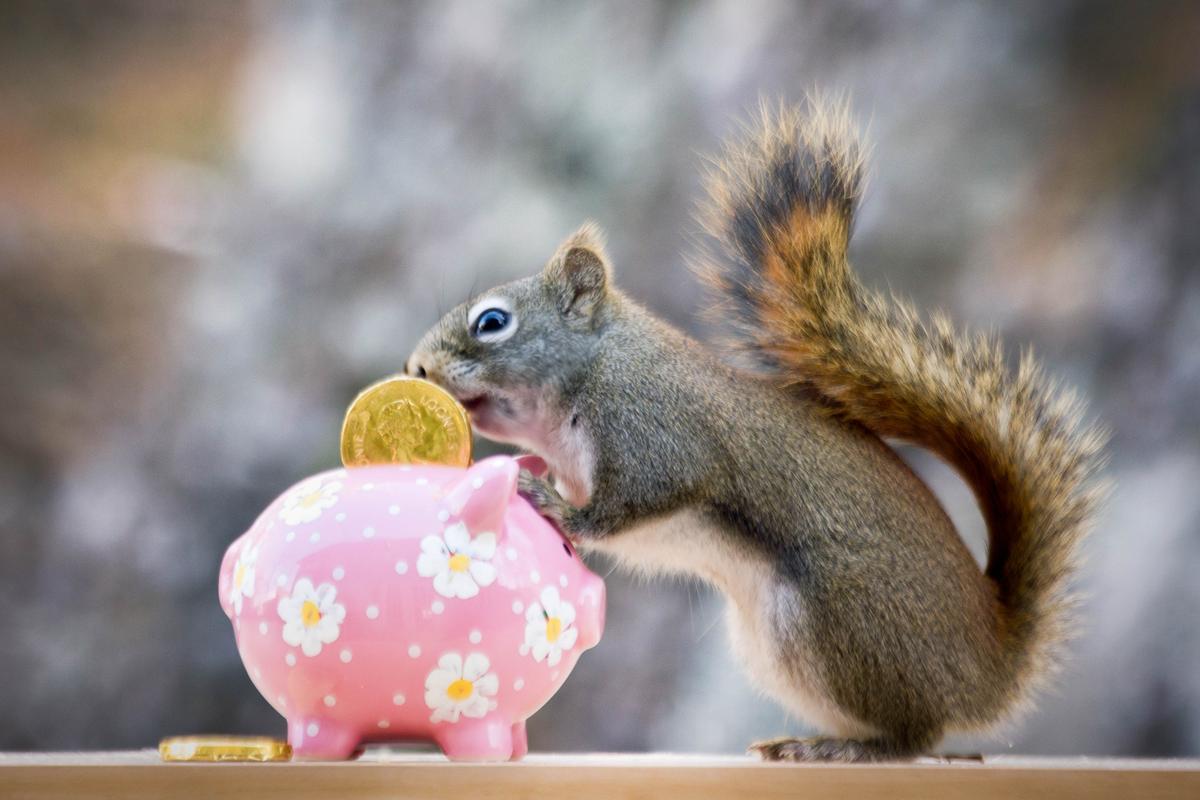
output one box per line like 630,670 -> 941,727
545,616 -> 562,643
446,678 -> 474,701
299,489 -> 325,509
448,553 -> 471,573
233,562 -> 246,590
301,600 -> 322,627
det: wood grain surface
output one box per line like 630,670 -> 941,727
2,751 -> 1198,800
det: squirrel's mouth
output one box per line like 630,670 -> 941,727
453,390 -> 522,444
460,394 -> 488,413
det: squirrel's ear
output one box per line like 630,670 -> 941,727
543,221 -> 612,320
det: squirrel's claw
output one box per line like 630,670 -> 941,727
517,469 -> 571,531
748,736 -> 919,763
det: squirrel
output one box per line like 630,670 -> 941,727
405,97 -> 1107,762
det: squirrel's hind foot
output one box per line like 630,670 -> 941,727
749,736 -> 920,763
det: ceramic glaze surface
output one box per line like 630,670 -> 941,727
219,455 -> 605,761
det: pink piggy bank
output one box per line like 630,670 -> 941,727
219,455 -> 605,761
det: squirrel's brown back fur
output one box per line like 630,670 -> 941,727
695,96 -> 1109,716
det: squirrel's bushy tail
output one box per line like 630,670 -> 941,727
695,97 -> 1107,711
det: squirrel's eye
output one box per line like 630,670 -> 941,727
472,309 -> 510,337
466,297 -> 517,343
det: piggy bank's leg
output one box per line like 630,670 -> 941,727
288,717 -> 361,760
510,721 -> 528,761
434,718 -> 514,762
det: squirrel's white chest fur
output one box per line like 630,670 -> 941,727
587,508 -> 874,738
504,392 -> 595,508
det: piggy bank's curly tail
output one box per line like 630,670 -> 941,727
693,95 -> 1109,720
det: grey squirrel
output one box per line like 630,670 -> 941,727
406,98 -> 1107,762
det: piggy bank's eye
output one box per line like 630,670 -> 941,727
562,541 -> 573,558
467,298 -> 517,343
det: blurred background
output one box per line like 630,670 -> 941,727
2,0 -> 1198,756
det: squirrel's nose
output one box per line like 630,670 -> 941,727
405,357 -> 428,380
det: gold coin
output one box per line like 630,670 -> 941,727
159,736 -> 292,762
340,376 -> 472,468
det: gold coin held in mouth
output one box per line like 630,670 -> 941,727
159,736 -> 292,762
340,376 -> 473,468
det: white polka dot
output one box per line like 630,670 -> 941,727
513,678 -> 525,691
366,605 -> 380,619
399,465 -> 412,471
392,693 -> 406,706
395,560 -> 408,575
335,512 -> 346,522
363,526 -> 376,539
437,510 -> 449,522
471,477 -> 483,489
431,600 -> 445,615
377,720 -> 390,729
559,575 -> 569,588
309,532 -> 320,543
285,531 -> 296,542
258,621 -> 268,635
306,722 -> 319,737
388,505 -> 400,515
285,653 -> 296,666
323,695 -> 336,707
363,483 -> 374,491
332,566 -> 345,581
512,600 -> 524,614
276,574 -> 288,587
529,570 -> 540,584
416,477 -> 428,486
340,649 -> 353,663
505,548 -> 518,561
468,630 -> 482,644
407,644 -> 421,658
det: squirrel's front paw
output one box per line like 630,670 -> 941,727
517,470 -> 570,529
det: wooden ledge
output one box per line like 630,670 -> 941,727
2,751 -> 1198,799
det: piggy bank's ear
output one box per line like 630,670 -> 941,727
514,454 -> 548,478
443,456 -> 519,535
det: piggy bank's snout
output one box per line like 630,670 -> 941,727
577,577 -> 606,649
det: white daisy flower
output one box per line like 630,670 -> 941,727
424,651 -> 499,724
523,586 -> 578,667
277,578 -> 346,657
416,522 -> 497,599
229,544 -> 258,615
279,476 -> 342,526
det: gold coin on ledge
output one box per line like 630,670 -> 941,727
159,736 -> 292,762
340,376 -> 472,468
